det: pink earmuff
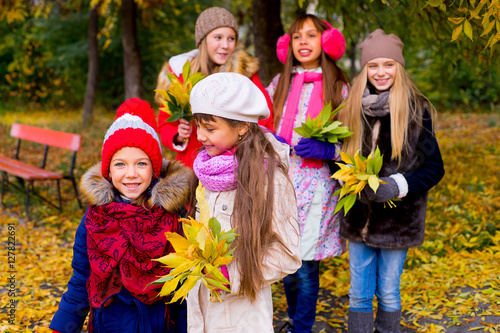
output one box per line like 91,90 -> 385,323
276,21 -> 346,64
276,34 -> 290,64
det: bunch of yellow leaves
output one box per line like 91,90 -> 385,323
331,146 -> 398,215
155,60 -> 205,122
150,184 -> 238,303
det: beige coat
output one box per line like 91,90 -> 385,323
187,133 -> 301,333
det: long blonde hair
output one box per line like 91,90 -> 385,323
155,37 -> 233,104
190,114 -> 293,302
339,62 -> 436,163
190,39 -> 220,76
272,14 -> 350,126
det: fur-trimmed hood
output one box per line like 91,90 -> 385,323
79,158 -> 194,212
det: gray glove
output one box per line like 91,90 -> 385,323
360,176 -> 399,203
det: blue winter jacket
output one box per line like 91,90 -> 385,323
50,160 -> 191,333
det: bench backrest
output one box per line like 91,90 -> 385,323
10,123 -> 82,152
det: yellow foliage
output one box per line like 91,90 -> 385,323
0,112 -> 498,331
332,147 -> 393,215
155,60 -> 205,123
150,184 -> 238,303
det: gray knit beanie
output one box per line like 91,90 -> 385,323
360,29 -> 405,68
195,7 -> 239,47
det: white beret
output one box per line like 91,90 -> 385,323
190,72 -> 270,123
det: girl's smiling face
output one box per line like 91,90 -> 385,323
205,27 -> 237,65
109,147 -> 153,199
367,57 -> 397,93
196,116 -> 248,157
292,18 -> 322,69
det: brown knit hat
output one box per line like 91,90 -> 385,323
195,7 -> 239,47
360,29 -> 405,68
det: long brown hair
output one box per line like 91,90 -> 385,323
339,63 -> 436,164
272,14 -> 350,126
191,113 -> 293,302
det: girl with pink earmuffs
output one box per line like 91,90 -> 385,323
266,14 -> 350,333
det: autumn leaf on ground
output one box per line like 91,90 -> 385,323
1,110 -> 498,332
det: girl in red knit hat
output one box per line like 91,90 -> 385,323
50,98 -> 193,333
154,6 -> 275,169
266,14 -> 350,333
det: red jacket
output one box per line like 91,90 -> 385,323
157,49 -> 274,168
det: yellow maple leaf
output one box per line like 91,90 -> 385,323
196,183 -> 210,228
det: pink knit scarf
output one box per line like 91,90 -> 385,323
193,149 -> 238,192
280,71 -> 324,168
280,71 -> 323,144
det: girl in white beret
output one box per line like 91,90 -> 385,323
186,72 -> 302,333
338,29 -> 445,332
154,7 -> 274,169
266,14 -> 350,333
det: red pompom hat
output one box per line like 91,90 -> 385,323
101,98 -> 162,180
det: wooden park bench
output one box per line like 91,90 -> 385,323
0,123 -> 82,219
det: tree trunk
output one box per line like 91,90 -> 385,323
349,40 -> 357,79
121,0 -> 143,99
252,0 -> 284,85
82,5 -> 99,128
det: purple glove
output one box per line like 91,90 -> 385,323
294,138 -> 337,160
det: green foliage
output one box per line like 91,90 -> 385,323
0,4 -> 89,108
0,0 -> 226,110
315,0 -> 500,110
294,103 -> 352,143
0,0 -> 499,111
156,60 -> 205,122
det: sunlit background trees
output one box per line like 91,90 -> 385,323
0,0 -> 498,124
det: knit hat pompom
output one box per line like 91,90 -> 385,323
115,98 -> 159,132
101,98 -> 162,180
195,7 -> 239,47
360,29 -> 405,68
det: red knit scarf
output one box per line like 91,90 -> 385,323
86,202 -> 177,308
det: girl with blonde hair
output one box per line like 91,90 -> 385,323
155,7 -> 274,169
338,29 -> 445,332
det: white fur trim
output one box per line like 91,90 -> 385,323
169,49 -> 199,76
172,140 -> 188,152
390,173 -> 408,198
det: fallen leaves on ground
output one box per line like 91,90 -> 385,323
0,111 -> 498,332
273,112 -> 500,332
